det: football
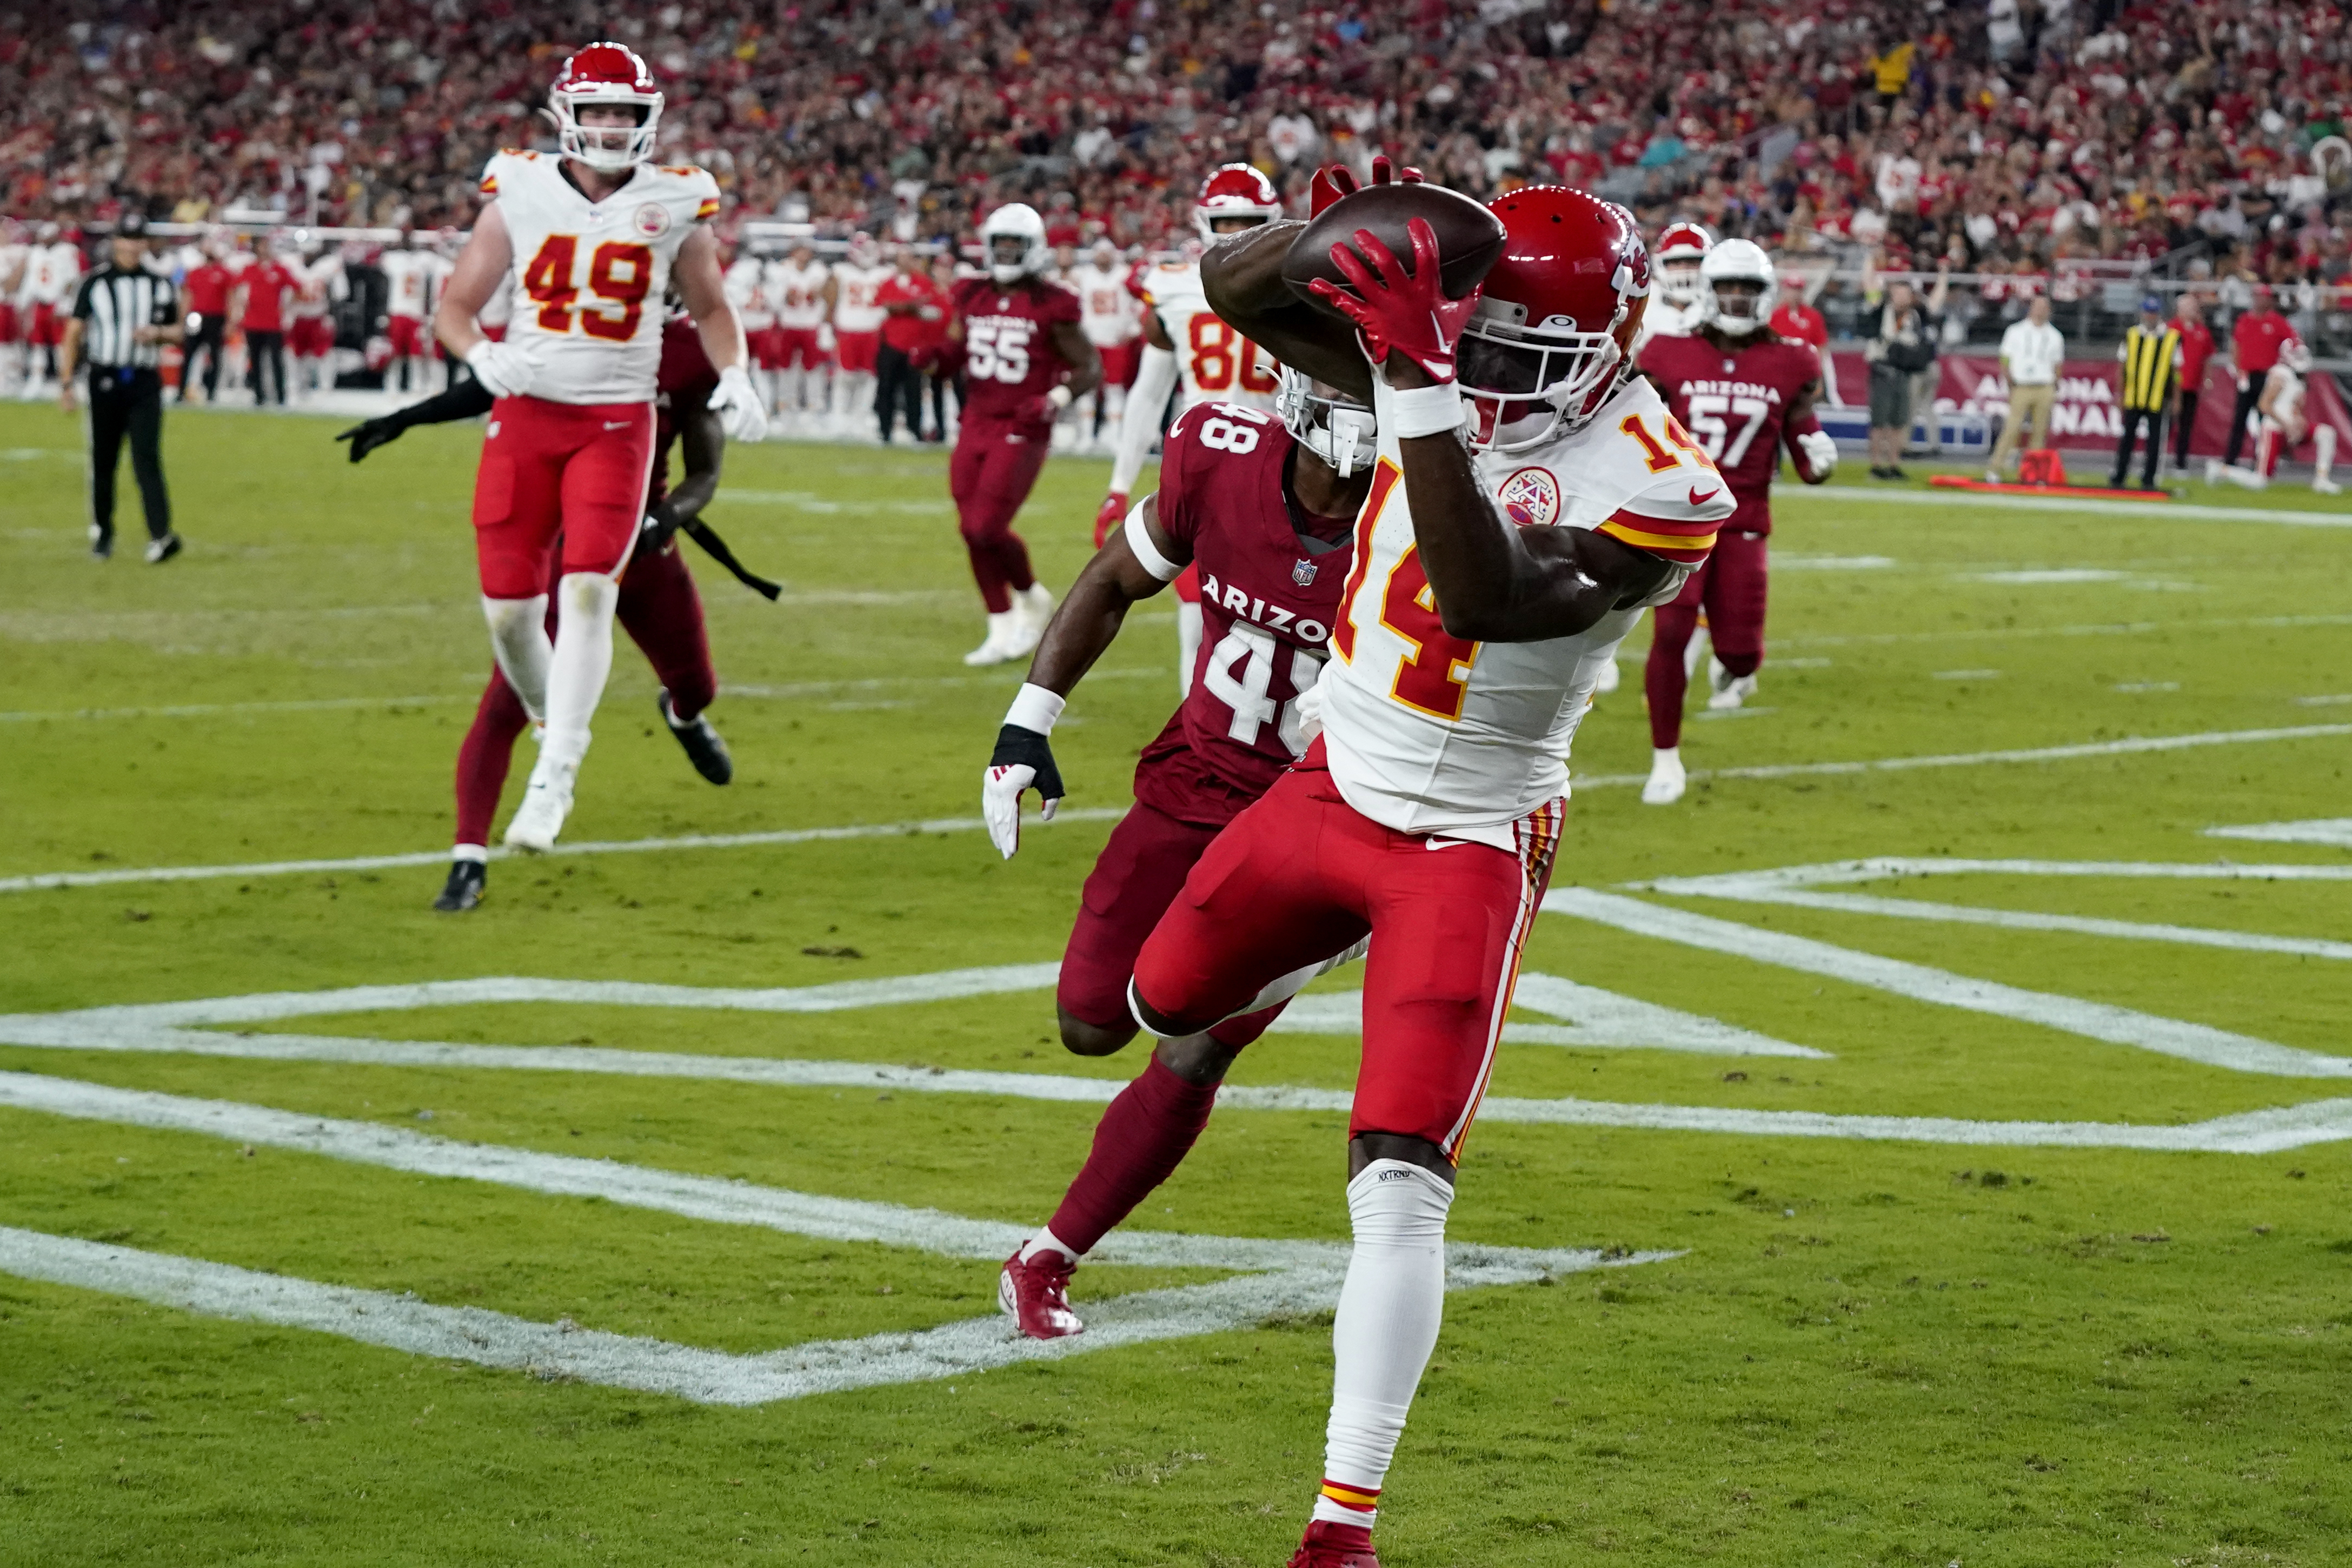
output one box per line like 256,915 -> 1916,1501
1280,180 -> 1507,316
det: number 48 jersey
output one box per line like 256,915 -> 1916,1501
1320,375 -> 1736,846
480,149 -> 720,405
1636,331 -> 1822,534
1141,259 -> 1280,412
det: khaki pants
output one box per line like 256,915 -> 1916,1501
1989,382 -> 2056,473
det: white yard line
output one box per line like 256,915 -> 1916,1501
1272,978 -> 1828,1058
1776,610 -> 2352,651
1644,857 -> 2352,890
0,694 -> 474,724
2205,819 -> 2352,849
1804,486 -> 2352,528
1545,888 -> 2352,1079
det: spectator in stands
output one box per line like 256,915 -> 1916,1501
2170,294 -> 2215,475
1862,263 -> 1946,480
1989,295 -> 2065,482
2224,285 -> 2295,469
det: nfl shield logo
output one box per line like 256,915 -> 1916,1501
1292,558 -> 1317,586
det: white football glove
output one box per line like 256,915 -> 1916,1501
465,340 -> 537,400
1293,675 -> 1327,744
1795,429 -> 1839,480
982,685 -> 1068,859
708,363 -> 769,443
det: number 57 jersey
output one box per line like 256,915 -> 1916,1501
480,149 -> 720,404
1321,375 -> 1736,846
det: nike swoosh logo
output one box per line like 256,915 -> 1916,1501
603,421 -> 633,430
1687,486 -> 1720,506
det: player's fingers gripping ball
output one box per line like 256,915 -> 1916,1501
1310,220 -> 1483,384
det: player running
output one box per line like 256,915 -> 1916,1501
1634,238 -> 1838,805
337,309 -> 775,909
1067,237 -> 1139,451
2207,338 -> 2341,494
432,40 -> 767,854
1117,180 -> 1731,1568
947,202 -> 1101,667
985,367 -> 1376,1333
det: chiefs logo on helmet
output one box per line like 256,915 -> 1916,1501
1195,164 -> 1284,243
550,42 -> 665,173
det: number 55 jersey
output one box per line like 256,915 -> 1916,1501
1320,375 -> 1736,845
949,275 -> 1084,432
479,149 -> 720,404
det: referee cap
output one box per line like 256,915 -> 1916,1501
112,210 -> 150,238
2140,294 -> 2162,313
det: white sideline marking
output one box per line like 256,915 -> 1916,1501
1775,555 -> 1896,570
0,694 -> 472,724
1545,889 -> 2352,1079
1271,978 -> 1828,1058
1649,857 -> 2352,889
2293,694 -> 2352,707
1975,568 -> 2127,584
1779,610 -> 2352,652
1804,486 -> 2352,528
2205,820 -> 2352,849
1934,670 -> 2002,680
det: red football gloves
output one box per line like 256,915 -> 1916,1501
1093,490 -> 1127,547
1308,218 -> 1482,386
1307,155 -> 1425,217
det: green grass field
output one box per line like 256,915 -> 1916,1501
2,400 -> 2349,1567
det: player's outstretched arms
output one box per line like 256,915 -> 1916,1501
982,497 -> 1187,858
1201,222 -> 1373,403
335,379 -> 496,462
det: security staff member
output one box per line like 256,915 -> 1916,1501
2112,295 -> 2182,490
61,212 -> 184,562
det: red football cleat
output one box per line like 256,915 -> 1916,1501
999,1247 -> 1084,1339
1287,1519 -> 1379,1567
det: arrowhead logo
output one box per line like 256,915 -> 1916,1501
1687,486 -> 1719,507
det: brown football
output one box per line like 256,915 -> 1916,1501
1281,181 -> 1507,316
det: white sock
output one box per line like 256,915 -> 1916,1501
2316,426 -> 2336,483
1019,1226 -> 1079,1266
451,842 -> 489,863
1310,1159 -> 1454,1531
542,572 -> 620,767
481,595 -> 551,721
1176,600 -> 1204,698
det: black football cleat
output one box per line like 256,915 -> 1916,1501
144,531 -> 183,564
433,859 -> 487,912
659,690 -> 733,785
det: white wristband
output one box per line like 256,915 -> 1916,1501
1387,380 -> 1466,440
1122,501 -> 1184,583
1046,384 -> 1074,410
1004,682 -> 1066,735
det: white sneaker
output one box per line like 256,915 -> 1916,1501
1642,748 -> 1687,806
962,611 -> 1027,667
2315,476 -> 2342,495
1013,582 -> 1055,644
503,754 -> 578,852
1707,661 -> 1757,710
1592,656 -> 1620,694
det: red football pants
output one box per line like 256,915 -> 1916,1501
470,396 -> 655,598
948,419 -> 1046,613
451,537 -> 716,848
1131,746 -> 1561,1159
1645,529 -> 1768,750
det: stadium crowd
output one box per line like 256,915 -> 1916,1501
4,0 -> 2349,345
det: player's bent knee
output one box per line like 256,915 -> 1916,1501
1057,1005 -> 1135,1058
1154,1032 -> 1239,1087
1348,1131 -> 1455,1185
1127,975 -> 1214,1041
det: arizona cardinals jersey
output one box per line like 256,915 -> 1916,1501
1321,376 -> 1735,844
772,261 -> 829,328
951,276 -> 1082,427
1137,400 -> 1356,822
1638,331 -> 1822,534
1069,262 -> 1139,349
479,148 -> 720,404
1141,259 -> 1280,411
832,262 -> 893,333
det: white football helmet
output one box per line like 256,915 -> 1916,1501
1698,239 -> 1777,336
549,43 -> 663,172
981,202 -> 1049,283
2280,337 -> 2313,374
1275,368 -> 1377,480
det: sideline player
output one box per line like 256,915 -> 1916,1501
380,232 -> 440,393
337,307 -> 758,909
1068,237 -> 1139,451
986,369 -> 1376,1332
2208,337 -> 2340,494
1633,218 -> 1712,350
18,223 -> 83,398
946,202 -> 1100,667
1125,181 -> 1732,1568
724,239 -> 781,417
1098,165 -> 1286,691
288,239 -> 344,399
769,241 -> 833,424
1635,238 -> 1837,804
431,40 -> 766,853
829,233 -> 891,434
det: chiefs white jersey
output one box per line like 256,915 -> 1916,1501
481,148 -> 720,405
290,254 -> 340,318
772,261 -> 828,328
0,244 -> 25,298
725,256 -> 774,329
2267,363 -> 2306,431
1142,259 -> 1280,411
380,249 -> 438,319
832,262 -> 893,333
1321,375 -> 1735,844
1068,262 -> 1139,349
21,242 -> 81,305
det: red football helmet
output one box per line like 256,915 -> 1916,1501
1456,186 -> 1651,452
551,42 -> 663,172
1652,218 -> 1714,306
1195,163 -> 1283,243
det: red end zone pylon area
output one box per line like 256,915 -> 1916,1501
1929,450 -> 2172,503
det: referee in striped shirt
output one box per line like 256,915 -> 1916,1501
61,212 -> 184,562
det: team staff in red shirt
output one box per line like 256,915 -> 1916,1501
234,234 -> 299,407
2170,292 -> 2216,473
2224,285 -> 2295,468
874,245 -> 947,443
1765,277 -> 1837,404
178,241 -> 234,403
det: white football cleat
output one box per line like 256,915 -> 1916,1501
502,755 -> 578,853
1009,582 -> 1054,655
1642,748 -> 1687,806
1592,655 -> 1620,694
1707,660 -> 1758,710
962,611 -> 1027,667
2315,476 -> 2342,495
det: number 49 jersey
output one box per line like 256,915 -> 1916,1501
1136,401 -> 1353,825
1636,331 -> 1822,534
480,149 -> 720,405
1141,260 -> 1280,411
1321,375 -> 1736,846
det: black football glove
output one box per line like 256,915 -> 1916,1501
981,724 -> 1065,859
334,417 -> 404,462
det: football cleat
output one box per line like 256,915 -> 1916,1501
1642,747 -> 1687,806
1013,581 -> 1055,642
998,1247 -> 1084,1339
1288,1520 -> 1380,1567
503,755 -> 577,853
2315,476 -> 2342,495
962,611 -> 1028,667
144,531 -> 183,564
433,859 -> 487,912
657,690 -> 733,785
89,524 -> 111,560
1706,659 -> 1757,710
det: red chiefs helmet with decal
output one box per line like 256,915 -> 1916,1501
1455,185 -> 1651,453
1652,218 -> 1714,307
550,42 -> 665,172
1194,163 -> 1284,242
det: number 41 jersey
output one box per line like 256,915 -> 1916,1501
480,149 -> 720,405
1321,375 -> 1737,847
1134,400 -> 1354,826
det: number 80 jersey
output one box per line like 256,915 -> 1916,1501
1141,260 -> 1281,411
479,149 -> 721,405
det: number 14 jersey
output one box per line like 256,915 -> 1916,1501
479,149 -> 721,405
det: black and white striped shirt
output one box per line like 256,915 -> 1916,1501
70,263 -> 178,370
